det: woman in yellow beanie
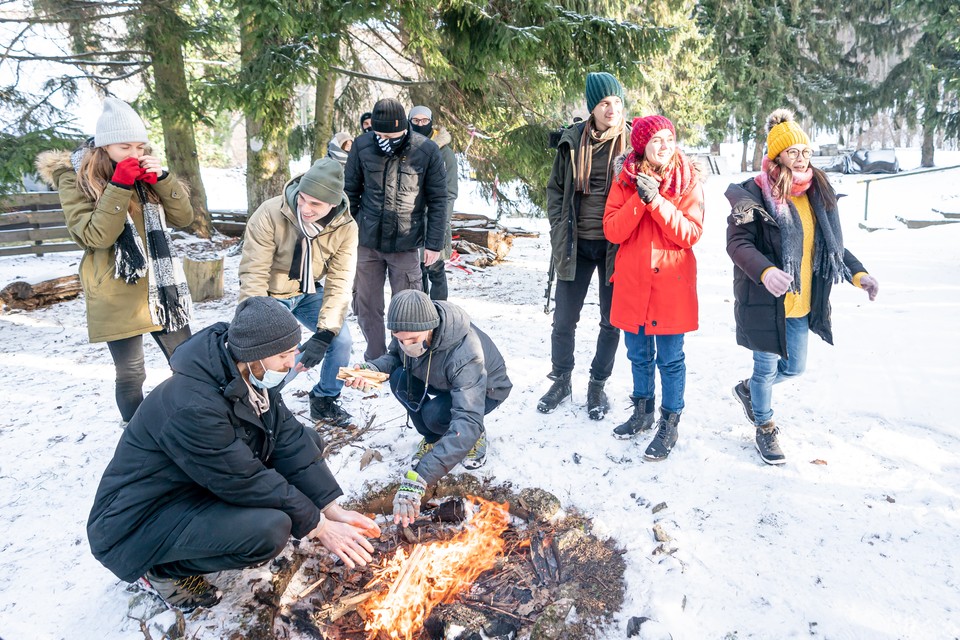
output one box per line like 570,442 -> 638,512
724,109 -> 879,465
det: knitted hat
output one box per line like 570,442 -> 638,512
372,98 -> 407,134
631,115 -> 675,153
765,109 -> 810,159
299,157 -> 344,205
227,297 -> 302,362
387,290 -> 440,332
409,105 -> 432,121
94,98 -> 149,147
585,72 -> 625,113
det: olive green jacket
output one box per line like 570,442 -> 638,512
36,150 -> 194,343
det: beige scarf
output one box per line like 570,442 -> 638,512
573,114 -> 628,194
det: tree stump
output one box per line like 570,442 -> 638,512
182,256 -> 224,302
1,275 -> 82,311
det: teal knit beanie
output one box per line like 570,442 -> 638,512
585,72 -> 625,113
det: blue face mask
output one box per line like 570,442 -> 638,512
249,360 -> 286,389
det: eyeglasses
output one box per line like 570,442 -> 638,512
410,117 -> 431,126
784,148 -> 813,159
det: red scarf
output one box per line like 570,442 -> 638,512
621,148 -> 696,200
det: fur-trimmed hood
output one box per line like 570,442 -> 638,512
35,150 -> 74,188
432,126 -> 452,149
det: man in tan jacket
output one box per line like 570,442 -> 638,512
239,158 -> 358,426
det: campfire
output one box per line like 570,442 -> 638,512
253,478 -> 625,640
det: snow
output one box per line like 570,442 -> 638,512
2,154 -> 960,639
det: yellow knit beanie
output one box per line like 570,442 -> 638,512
765,109 -> 810,159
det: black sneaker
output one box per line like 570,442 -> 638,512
310,393 -> 354,427
586,377 -> 610,420
643,409 -> 680,461
733,379 -> 756,424
537,372 -> 571,413
755,421 -> 786,465
612,397 -> 655,439
138,572 -> 222,612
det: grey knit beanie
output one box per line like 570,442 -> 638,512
227,297 -> 302,362
299,157 -> 344,205
94,98 -> 149,147
387,290 -> 440,332
585,72 -> 625,113
409,105 -> 432,121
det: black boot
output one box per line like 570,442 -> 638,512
612,397 -> 655,439
537,372 -> 572,413
587,376 -> 610,420
310,393 -> 354,427
755,421 -> 786,465
643,408 -> 680,461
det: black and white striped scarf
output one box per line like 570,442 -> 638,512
121,183 -> 193,331
287,202 -> 322,295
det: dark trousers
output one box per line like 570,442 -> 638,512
150,501 -> 292,579
390,368 -> 502,443
106,326 -> 191,422
550,238 -> 619,381
421,260 -> 448,301
353,246 -> 423,361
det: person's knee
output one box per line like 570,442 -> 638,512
253,511 -> 292,561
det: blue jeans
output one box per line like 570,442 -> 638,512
750,316 -> 809,425
276,289 -> 352,397
623,327 -> 686,414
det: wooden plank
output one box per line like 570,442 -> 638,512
0,227 -> 73,243
0,210 -> 66,226
0,192 -> 62,212
0,242 -> 80,257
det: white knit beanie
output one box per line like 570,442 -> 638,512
94,98 -> 149,147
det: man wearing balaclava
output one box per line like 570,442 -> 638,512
409,105 -> 458,301
239,157 -> 359,428
344,97 -> 449,361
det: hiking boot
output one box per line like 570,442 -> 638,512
537,372 -> 571,413
733,379 -> 755,424
138,571 -> 222,612
586,376 -> 610,420
755,421 -> 786,465
462,430 -> 487,470
310,393 -> 354,427
643,408 -> 681,461
612,397 -> 655,439
412,438 -> 436,464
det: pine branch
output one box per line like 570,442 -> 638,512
329,65 -> 433,87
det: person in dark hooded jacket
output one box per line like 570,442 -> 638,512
87,297 -> 380,612
343,290 -> 511,527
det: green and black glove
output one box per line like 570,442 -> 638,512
392,470 -> 427,527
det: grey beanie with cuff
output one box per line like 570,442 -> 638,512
299,157 -> 344,205
387,290 -> 440,332
95,98 -> 149,147
227,297 -> 302,362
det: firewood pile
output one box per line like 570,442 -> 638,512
450,213 -> 539,269
257,478 -> 624,640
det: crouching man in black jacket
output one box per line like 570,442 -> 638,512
344,290 -> 512,527
87,297 -> 380,612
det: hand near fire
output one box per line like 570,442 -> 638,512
311,503 -> 381,569
393,470 -> 427,528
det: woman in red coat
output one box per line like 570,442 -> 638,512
603,115 -> 704,460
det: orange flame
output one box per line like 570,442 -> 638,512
361,497 -> 509,639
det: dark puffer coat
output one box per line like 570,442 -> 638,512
368,302 -> 512,485
725,178 -> 866,357
344,130 -> 448,254
87,323 -> 342,582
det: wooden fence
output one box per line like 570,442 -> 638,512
0,192 -> 249,257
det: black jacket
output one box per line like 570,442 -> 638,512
87,323 -> 342,582
344,130 -> 448,253
368,302 -> 512,485
725,178 -> 866,357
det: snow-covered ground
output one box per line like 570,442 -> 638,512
1,154 -> 959,639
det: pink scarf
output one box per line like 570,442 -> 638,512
758,156 -> 813,200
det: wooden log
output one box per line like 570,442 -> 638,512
456,228 -> 513,260
0,275 -> 82,311
182,255 -> 224,302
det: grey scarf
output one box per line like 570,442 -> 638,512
754,172 -> 850,294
